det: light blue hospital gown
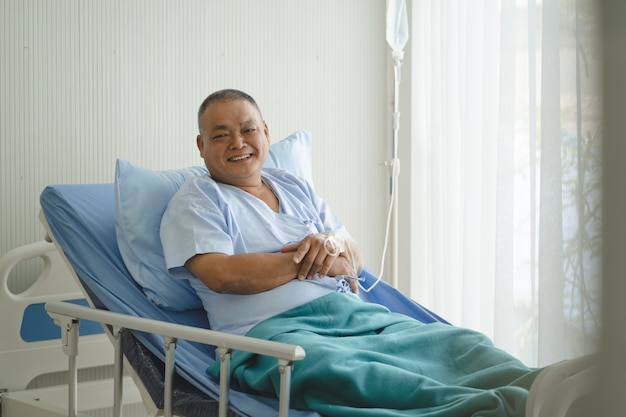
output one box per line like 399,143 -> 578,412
160,167 -> 352,335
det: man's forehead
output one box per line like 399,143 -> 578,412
203,101 -> 261,124
210,119 -> 257,132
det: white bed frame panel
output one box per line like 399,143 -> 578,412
1,376 -> 147,417
0,237 -> 149,416
0,239 -> 112,391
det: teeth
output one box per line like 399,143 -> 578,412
230,154 -> 251,161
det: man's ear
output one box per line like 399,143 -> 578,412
196,134 -> 204,156
263,121 -> 270,143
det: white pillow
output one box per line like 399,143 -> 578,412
114,130 -> 313,310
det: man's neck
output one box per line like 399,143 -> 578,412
239,181 -> 279,213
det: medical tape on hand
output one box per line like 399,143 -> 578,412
323,234 -> 345,257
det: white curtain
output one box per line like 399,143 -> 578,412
409,0 -> 602,367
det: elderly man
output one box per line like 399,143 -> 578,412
160,89 -> 539,417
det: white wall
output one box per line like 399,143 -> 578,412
1,0 -> 390,288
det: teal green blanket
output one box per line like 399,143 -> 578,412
207,293 -> 541,416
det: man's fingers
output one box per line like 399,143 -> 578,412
292,240 -> 310,264
319,255 -> 336,277
291,234 -> 339,279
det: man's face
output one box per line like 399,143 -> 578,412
197,99 -> 270,187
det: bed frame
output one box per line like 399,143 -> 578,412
0,238 -> 148,417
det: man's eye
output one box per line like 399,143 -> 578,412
244,128 -> 257,134
212,133 -> 228,140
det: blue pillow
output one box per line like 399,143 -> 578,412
114,130 -> 313,310
264,130 -> 313,185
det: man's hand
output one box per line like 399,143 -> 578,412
281,233 -> 362,281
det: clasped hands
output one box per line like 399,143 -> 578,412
280,233 -> 359,293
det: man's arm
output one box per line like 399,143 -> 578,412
185,251 -> 299,294
185,232 -> 364,295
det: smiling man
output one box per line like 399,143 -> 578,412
160,88 -> 362,335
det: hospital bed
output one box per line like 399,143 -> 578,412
1,131 -> 597,417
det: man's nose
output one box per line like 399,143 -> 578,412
229,132 -> 246,148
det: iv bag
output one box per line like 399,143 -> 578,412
386,0 -> 408,58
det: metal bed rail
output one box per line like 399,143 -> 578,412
45,300 -> 306,417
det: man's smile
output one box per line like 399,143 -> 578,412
229,153 -> 253,162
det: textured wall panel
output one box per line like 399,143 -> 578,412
1,0 -> 388,396
1,0 -> 388,300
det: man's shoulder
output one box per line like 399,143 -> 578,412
168,173 -> 219,205
177,172 -> 216,192
262,167 -> 310,187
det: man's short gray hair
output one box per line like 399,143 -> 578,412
197,89 -> 263,134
